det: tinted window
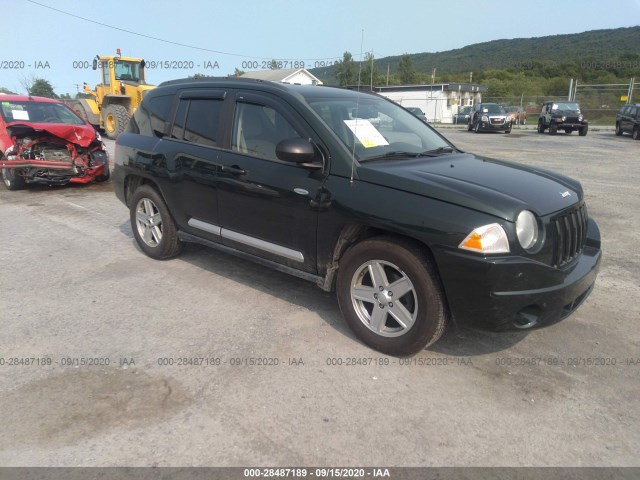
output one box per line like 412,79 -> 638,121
171,100 -> 188,139
149,95 -> 173,137
232,102 -> 302,161
183,99 -> 223,147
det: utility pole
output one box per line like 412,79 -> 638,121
469,72 -> 473,83
432,67 -> 436,84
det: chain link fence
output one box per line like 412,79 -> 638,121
483,78 -> 639,125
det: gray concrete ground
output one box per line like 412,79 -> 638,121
0,128 -> 638,467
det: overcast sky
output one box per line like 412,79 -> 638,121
1,0 -> 639,95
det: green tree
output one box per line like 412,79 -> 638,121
29,78 -> 58,98
398,54 -> 416,84
335,51 -> 356,86
233,68 -> 245,77
0,87 -> 16,94
360,52 -> 381,87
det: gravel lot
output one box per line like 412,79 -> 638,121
1,127 -> 638,467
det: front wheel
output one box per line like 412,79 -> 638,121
633,126 -> 640,140
336,237 -> 446,356
103,104 -> 129,140
615,123 -> 623,136
2,166 -> 26,191
579,125 -> 588,137
129,184 -> 182,259
549,123 -> 558,135
537,120 -> 545,133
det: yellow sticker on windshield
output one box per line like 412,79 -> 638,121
344,119 -> 389,148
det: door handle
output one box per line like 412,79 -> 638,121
222,165 -> 246,176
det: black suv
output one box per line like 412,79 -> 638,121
615,104 -> 640,139
467,103 -> 512,133
113,77 -> 601,355
538,101 -> 588,136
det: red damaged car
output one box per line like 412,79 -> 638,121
0,95 -> 109,190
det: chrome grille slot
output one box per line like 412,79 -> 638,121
552,203 -> 588,267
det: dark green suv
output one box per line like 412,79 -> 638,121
113,78 -> 601,355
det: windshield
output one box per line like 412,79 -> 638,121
304,92 -> 451,161
0,100 -> 85,125
480,104 -> 505,114
552,102 -> 580,112
114,60 -> 142,82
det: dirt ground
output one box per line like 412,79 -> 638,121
0,127 -> 638,467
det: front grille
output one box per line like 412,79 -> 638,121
551,203 -> 588,267
490,117 -> 504,124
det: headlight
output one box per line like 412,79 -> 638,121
516,210 -> 539,251
578,114 -> 584,121
459,223 -> 510,254
481,115 -> 489,122
561,116 -> 566,122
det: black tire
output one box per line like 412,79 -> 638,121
537,119 -> 545,133
103,104 -> 129,140
92,151 -> 110,182
633,126 -> 640,140
579,125 -> 588,137
129,184 -> 182,259
615,123 -> 623,136
505,127 -> 512,134
2,165 -> 26,191
549,123 -> 558,135
336,237 -> 446,356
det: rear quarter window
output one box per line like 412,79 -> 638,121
131,94 -> 174,137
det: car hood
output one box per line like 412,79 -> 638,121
5,122 -> 97,147
356,153 -> 583,220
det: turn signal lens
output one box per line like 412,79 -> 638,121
459,223 -> 510,254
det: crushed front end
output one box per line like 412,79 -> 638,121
0,124 -> 108,187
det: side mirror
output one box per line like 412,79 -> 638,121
276,138 -> 319,165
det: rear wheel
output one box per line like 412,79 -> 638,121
130,185 -> 182,259
633,126 -> 640,140
103,104 -> 129,140
537,119 -> 545,133
615,122 -> 623,136
336,237 -> 446,356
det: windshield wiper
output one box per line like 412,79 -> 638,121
420,146 -> 457,156
360,146 -> 458,162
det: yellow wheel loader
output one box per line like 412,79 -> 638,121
68,50 -> 155,139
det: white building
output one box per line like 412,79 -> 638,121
372,83 -> 487,123
241,68 -> 323,86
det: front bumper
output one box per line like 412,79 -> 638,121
477,121 -> 511,132
434,218 -> 601,331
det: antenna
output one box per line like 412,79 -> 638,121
350,29 -> 364,185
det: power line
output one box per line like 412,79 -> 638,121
26,0 -> 344,62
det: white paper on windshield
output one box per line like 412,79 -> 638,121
343,119 -> 389,148
11,110 -> 29,120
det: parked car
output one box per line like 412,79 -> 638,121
504,106 -> 527,125
453,106 -> 472,125
113,77 -> 601,355
0,95 -> 109,190
614,103 -> 640,139
468,103 -> 512,133
406,107 -> 427,123
537,101 -> 588,136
